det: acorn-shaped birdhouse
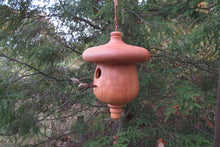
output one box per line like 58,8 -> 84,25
82,31 -> 150,120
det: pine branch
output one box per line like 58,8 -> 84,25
31,106 -> 101,146
126,9 -> 150,25
40,23 -> 82,55
37,96 -> 78,122
57,0 -> 101,30
49,33 -> 82,55
29,131 -> 73,146
13,72 -> 40,82
45,14 -> 101,30
72,16 -> 101,30
0,53 -> 60,81
36,88 -> 92,123
44,107 -> 90,121
151,53 -> 218,76
153,120 -> 178,141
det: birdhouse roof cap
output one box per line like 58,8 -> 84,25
82,31 -> 150,64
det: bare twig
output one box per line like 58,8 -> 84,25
70,78 -> 97,88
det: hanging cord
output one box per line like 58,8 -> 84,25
114,0 -> 118,31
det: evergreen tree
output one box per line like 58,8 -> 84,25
0,0 -> 219,146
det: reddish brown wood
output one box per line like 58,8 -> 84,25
93,64 -> 139,104
82,31 -> 150,120
108,104 -> 123,120
82,31 -> 150,64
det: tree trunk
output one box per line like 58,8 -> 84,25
214,61 -> 220,147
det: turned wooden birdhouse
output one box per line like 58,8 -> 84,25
82,31 -> 150,120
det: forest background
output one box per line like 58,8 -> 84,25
0,0 -> 219,146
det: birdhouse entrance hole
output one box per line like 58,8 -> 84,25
95,67 -> 101,79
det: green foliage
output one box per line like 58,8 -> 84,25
0,0 -> 219,146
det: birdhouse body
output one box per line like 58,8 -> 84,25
82,31 -> 150,120
93,63 -> 139,105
